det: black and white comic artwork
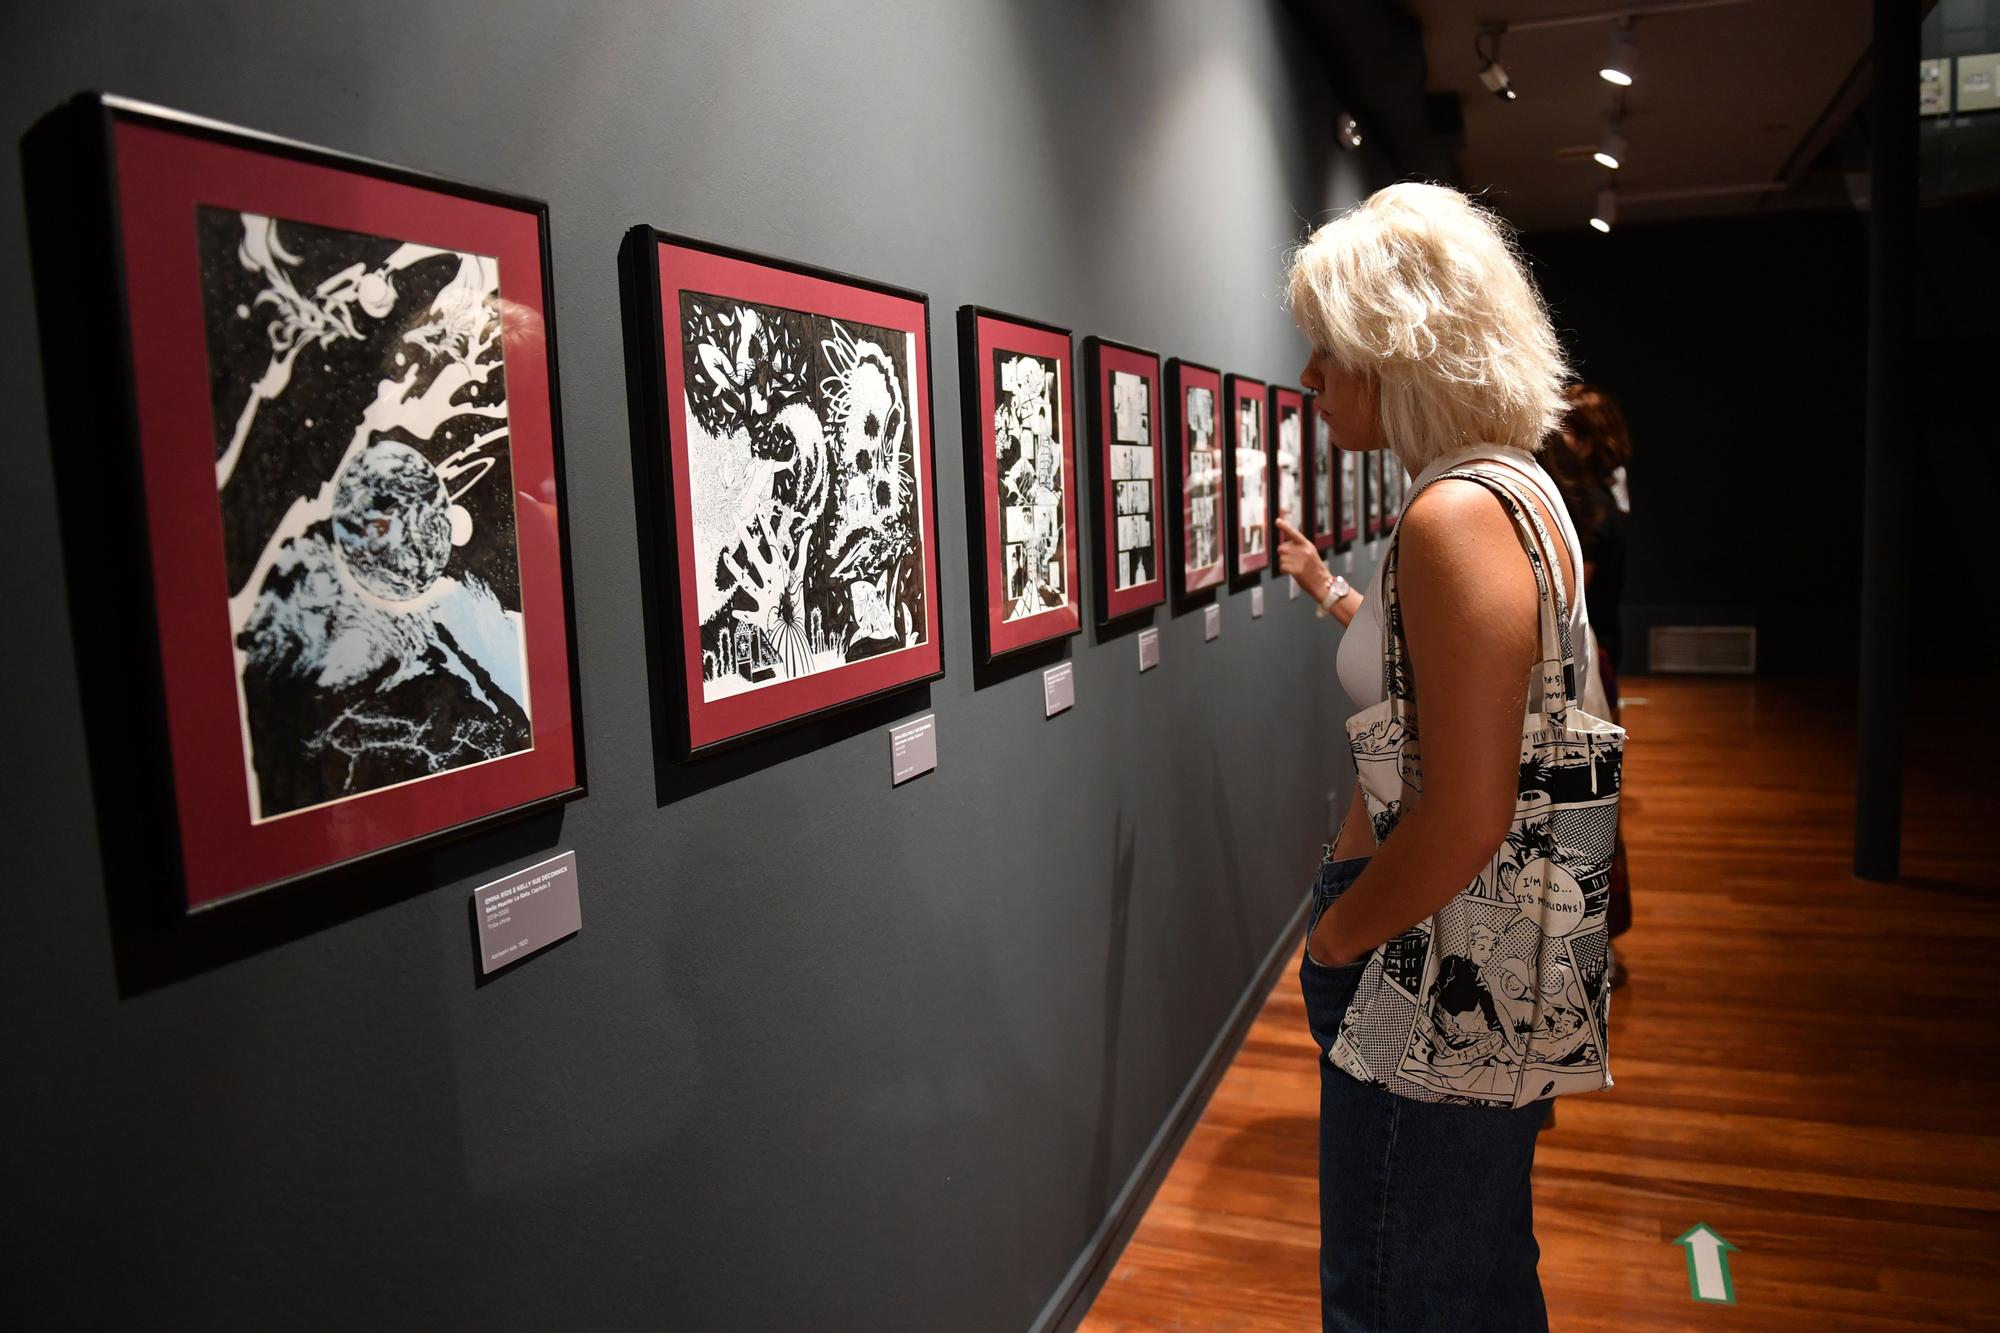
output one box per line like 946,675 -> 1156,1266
1331,467 -> 1621,1109
680,293 -> 927,698
197,209 -> 530,822
1110,370 -> 1156,589
1236,397 -> 1266,557
993,350 -> 1065,620
1185,385 -> 1222,571
1312,409 -> 1334,535
1340,449 -> 1359,534
1276,400 -> 1304,531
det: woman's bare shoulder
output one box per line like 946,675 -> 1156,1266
1393,478 -> 1542,647
1398,478 -> 1521,566
1400,473 -> 1572,597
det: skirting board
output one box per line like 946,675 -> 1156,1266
1031,888 -> 1314,1333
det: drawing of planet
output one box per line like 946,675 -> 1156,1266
331,438 -> 452,602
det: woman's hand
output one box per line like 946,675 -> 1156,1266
1274,518 -> 1330,603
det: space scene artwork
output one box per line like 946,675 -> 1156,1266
196,208 -> 531,822
678,291 -> 928,701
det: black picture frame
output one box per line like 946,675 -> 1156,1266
1164,357 -> 1228,604
620,226 -> 946,760
1083,335 -> 1168,626
1365,448 -> 1386,539
1267,383 -> 1307,579
1223,372 -> 1270,585
1304,392 -> 1338,556
23,92 -> 588,914
1335,446 -> 1359,553
956,305 -> 1083,663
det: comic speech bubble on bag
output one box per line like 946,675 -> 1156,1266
1514,857 -> 1586,937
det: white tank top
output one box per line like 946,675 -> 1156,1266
1336,446 -> 1595,710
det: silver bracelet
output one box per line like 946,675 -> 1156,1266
1315,574 -> 1351,618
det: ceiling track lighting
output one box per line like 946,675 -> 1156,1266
1593,119 -> 1627,170
1479,62 -> 1518,100
1336,112 -> 1364,150
1600,20 -> 1638,86
1474,23 -> 1517,101
1590,188 -> 1617,233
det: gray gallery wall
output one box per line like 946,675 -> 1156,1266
0,3 -> 1389,1329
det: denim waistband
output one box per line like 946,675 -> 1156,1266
1316,849 -> 1371,892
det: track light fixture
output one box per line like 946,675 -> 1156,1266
1600,21 -> 1637,86
1590,188 -> 1617,233
1475,24 -> 1517,101
1336,113 -> 1364,150
1593,119 -> 1627,170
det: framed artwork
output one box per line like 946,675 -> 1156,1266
1165,358 -> 1226,598
1270,386 -> 1306,567
1305,395 -> 1337,554
957,307 -> 1080,661
1337,446 -> 1359,551
22,94 -> 585,911
1384,460 -> 1403,531
622,228 -> 943,757
1084,337 -> 1167,623
1365,449 -> 1385,538
1225,374 -> 1270,579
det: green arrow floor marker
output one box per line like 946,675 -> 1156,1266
1673,1223 -> 1739,1304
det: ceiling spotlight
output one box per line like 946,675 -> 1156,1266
1475,23 -> 1517,101
1600,22 -> 1637,86
1336,113 -> 1364,150
1590,189 -> 1617,233
1593,119 -> 1627,170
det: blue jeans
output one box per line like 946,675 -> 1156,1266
1300,854 -> 1552,1332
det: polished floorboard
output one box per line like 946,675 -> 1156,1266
1079,677 -> 2000,1331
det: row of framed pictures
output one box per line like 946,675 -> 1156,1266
28,94 -> 1409,913
957,318 -> 1408,667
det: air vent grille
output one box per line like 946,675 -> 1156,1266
1648,626 -> 1757,674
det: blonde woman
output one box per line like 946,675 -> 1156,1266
1271,183 -> 1599,1331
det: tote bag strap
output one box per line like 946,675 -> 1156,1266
1380,463 -> 1578,717
1463,467 -> 1584,719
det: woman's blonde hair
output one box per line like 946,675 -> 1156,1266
1286,183 -> 1569,469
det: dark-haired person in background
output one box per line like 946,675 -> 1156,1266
1544,383 -> 1634,976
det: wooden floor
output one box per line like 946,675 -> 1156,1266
1080,677 -> 2000,1332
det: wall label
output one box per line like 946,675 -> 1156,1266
890,713 -> 938,785
1042,662 -> 1075,717
472,851 -> 581,975
1288,579 -> 1299,600
1251,586 -> 1265,619
1137,627 -> 1160,672
1204,605 -> 1221,641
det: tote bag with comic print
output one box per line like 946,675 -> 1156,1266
1328,465 -> 1625,1108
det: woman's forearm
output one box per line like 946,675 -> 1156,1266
1305,560 -> 1362,626
1309,800 -> 1502,964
